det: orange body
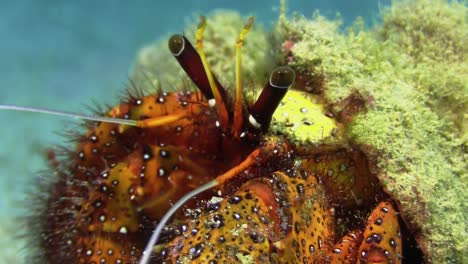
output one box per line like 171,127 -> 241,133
41,91 -> 257,263
30,17 -> 406,264
39,89 -> 403,264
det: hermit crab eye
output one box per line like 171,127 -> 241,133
168,34 -> 185,56
270,65 -> 296,88
249,66 -> 295,130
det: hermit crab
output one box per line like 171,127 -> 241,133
1,15 -> 422,264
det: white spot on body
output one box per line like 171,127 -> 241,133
209,196 -> 223,204
208,99 -> 216,107
119,226 -> 128,234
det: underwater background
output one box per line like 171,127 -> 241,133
2,0 -> 466,263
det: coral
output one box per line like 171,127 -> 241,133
279,0 -> 467,262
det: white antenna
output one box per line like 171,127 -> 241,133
0,105 -> 137,126
139,180 -> 217,264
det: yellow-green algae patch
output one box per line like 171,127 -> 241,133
279,0 -> 467,262
270,90 -> 337,144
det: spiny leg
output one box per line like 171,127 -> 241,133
232,17 -> 255,136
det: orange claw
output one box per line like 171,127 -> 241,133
357,201 -> 402,264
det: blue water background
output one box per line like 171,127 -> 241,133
0,0 -> 390,261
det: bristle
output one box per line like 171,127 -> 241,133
20,169 -> 68,262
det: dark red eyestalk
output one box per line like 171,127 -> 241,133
249,66 -> 295,131
168,34 -> 226,101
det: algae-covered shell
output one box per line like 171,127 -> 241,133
276,1 -> 467,262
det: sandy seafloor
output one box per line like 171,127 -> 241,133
0,0 -> 389,262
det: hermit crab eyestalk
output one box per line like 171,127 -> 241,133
249,66 -> 295,130
168,34 -> 185,56
168,34 -> 225,102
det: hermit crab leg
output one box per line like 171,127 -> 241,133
195,16 -> 229,126
232,17 -> 254,136
138,66 -> 295,264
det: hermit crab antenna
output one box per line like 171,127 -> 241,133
249,66 -> 295,130
0,105 -> 138,126
0,105 -> 187,129
195,16 -> 229,126
168,34 -> 225,101
232,17 -> 254,136
139,180 -> 218,264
